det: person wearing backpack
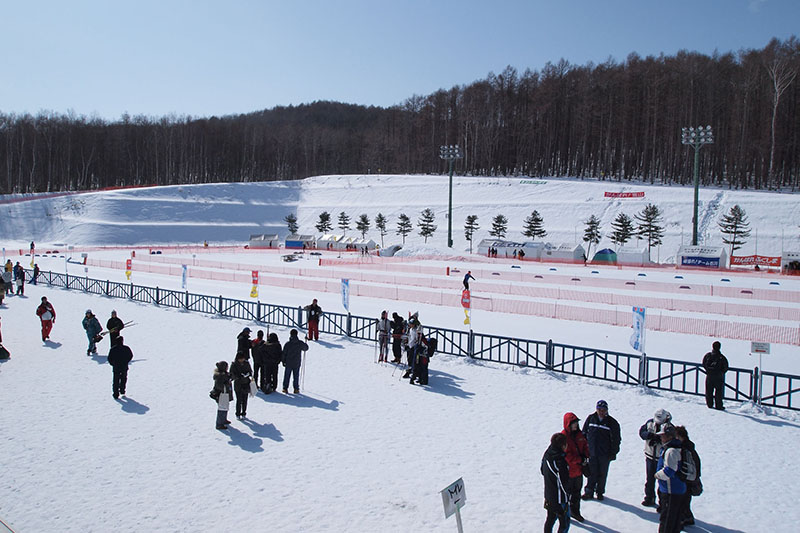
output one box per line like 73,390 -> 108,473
702,340 -> 729,410
655,425 -> 687,533
675,426 -> 702,528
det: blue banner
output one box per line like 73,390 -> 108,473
341,279 -> 350,311
681,256 -> 720,268
630,306 -> 646,353
181,265 -> 187,289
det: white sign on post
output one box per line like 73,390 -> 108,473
751,342 -> 770,354
441,477 -> 466,532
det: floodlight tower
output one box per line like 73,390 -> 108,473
681,126 -> 714,246
439,145 -> 463,248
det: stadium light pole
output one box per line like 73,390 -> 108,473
439,145 -> 463,248
681,125 -> 714,246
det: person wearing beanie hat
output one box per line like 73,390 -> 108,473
251,330 -> 268,392
82,309 -> 102,356
581,400 -> 621,501
655,423 -> 687,532
282,329 -> 308,393
236,327 -> 252,360
389,312 -> 406,364
560,412 -> 589,522
639,408 -> 675,507
702,340 -> 729,410
212,361 -> 232,430
106,309 -> 124,345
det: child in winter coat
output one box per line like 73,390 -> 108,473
230,353 -> 253,419
212,361 -> 233,430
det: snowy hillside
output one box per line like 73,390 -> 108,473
2,175 -> 799,260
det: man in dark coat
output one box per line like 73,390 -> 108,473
282,329 -> 308,393
106,310 -> 124,345
263,332 -> 283,393
82,309 -> 103,355
702,340 -> 729,410
230,352 -> 253,419
251,330 -> 267,391
581,400 -> 621,501
31,263 -> 40,285
389,312 -> 406,363
304,299 -> 322,341
463,271 -> 475,290
107,336 -> 133,399
541,432 -> 571,533
236,327 -> 252,359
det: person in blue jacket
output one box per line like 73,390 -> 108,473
582,399 -> 621,501
655,425 -> 687,533
82,309 -> 103,355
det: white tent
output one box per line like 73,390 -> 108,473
616,246 -> 650,266
544,243 -> 586,262
317,234 -> 344,250
248,234 -> 279,248
782,251 -> 800,274
477,239 -> 504,256
677,245 -> 728,269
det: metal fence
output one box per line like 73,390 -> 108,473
31,268 -> 799,411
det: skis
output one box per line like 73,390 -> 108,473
100,321 -> 136,337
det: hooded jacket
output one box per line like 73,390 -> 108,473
236,331 -> 251,358
560,412 -> 589,478
655,439 -> 687,495
541,442 -> 571,506
264,334 -> 283,364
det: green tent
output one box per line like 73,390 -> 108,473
592,248 -> 618,264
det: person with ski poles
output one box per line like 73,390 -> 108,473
282,329 -> 308,394
106,310 -> 125,346
389,312 -> 406,364
376,310 -> 390,363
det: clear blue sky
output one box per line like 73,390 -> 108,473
1,0 -> 797,120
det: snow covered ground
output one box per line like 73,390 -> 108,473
2,175 -> 800,532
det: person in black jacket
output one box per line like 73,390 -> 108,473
107,336 -> 133,399
675,426 -> 701,528
702,340 -> 729,410
236,327 -> 252,359
282,329 -> 308,393
389,312 -> 406,364
212,361 -> 233,430
230,352 -> 253,419
581,400 -> 621,501
304,299 -> 322,341
251,330 -> 267,391
263,333 -> 282,393
106,310 -> 124,345
541,432 -> 571,533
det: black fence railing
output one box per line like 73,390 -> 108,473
30,268 -> 800,411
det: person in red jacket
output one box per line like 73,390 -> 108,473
561,412 -> 589,522
36,296 -> 56,341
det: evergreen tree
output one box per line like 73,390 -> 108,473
356,213 -> 371,238
464,215 -> 480,254
718,204 -> 751,257
489,214 -> 508,238
315,211 -> 332,233
634,204 -> 665,254
396,213 -> 412,244
284,213 -> 299,235
522,210 -> 547,240
610,213 -> 634,247
337,211 -> 351,234
583,215 -> 602,258
418,208 -> 437,243
375,212 -> 388,247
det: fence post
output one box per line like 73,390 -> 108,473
468,329 -> 474,358
346,313 -> 352,337
753,366 -> 761,406
184,291 -> 189,310
639,353 -> 648,387
219,295 -> 223,315
129,282 -> 133,300
257,301 -> 262,323
105,280 -> 109,296
155,286 -> 160,305
546,339 -> 554,369
297,306 -> 303,329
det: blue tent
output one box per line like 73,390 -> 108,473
592,248 -> 618,264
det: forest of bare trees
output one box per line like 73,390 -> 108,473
1,37 -> 797,194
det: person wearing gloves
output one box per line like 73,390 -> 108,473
581,400 -> 621,501
655,425 -> 687,533
106,310 -> 124,345
560,412 -> 589,522
282,329 -> 308,394
541,432 -> 571,533
36,296 -> 56,341
82,309 -> 103,356
230,352 -> 253,419
212,361 -> 233,430
639,408 -> 675,507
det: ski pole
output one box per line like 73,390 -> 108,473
301,347 -> 307,390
